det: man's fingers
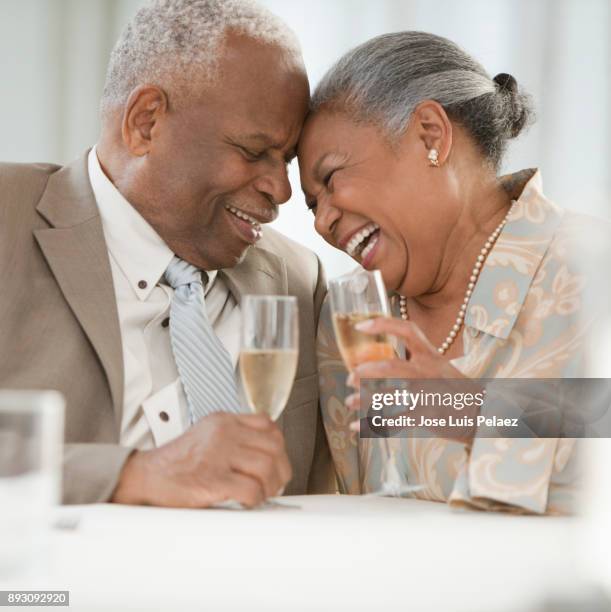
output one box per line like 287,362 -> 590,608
229,447 -> 289,498
234,418 -> 292,491
222,472 -> 266,508
234,412 -> 276,431
235,415 -> 291,476
199,412 -> 285,456
162,412 -> 292,508
193,412 -> 274,441
236,423 -> 287,458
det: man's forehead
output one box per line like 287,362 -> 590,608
191,33 -> 310,144
224,84 -> 308,144
219,32 -> 305,80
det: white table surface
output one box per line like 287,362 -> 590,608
4,495 -> 581,612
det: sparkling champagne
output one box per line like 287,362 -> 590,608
332,312 -> 395,370
240,349 -> 298,420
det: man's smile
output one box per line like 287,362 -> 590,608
224,203 -> 263,244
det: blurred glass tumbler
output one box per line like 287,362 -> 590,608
0,391 -> 64,578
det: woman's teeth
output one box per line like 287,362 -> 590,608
345,223 -> 380,258
225,205 -> 262,233
360,232 -> 379,261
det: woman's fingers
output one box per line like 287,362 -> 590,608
355,317 -> 435,355
345,392 -> 360,412
354,359 -> 416,384
347,359 -> 418,394
345,318 -> 434,390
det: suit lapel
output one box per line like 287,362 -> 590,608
219,244 -> 288,302
33,153 -> 124,421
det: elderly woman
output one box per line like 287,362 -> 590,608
298,32 -> 607,514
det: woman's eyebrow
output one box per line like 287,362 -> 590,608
300,154 -> 328,198
313,151 -> 346,178
312,154 -> 327,179
301,151 -> 347,197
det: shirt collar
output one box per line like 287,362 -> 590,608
464,169 -> 565,339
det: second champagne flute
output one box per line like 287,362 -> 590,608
328,269 -> 411,497
329,269 -> 395,368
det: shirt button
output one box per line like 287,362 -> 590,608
159,411 -> 169,422
161,317 -> 170,328
138,280 -> 148,290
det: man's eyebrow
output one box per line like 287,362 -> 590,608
235,132 -> 278,147
236,132 -> 298,163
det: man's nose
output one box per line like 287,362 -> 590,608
254,163 -> 292,206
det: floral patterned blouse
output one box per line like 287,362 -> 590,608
317,169 -> 609,515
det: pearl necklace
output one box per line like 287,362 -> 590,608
399,202 -> 515,355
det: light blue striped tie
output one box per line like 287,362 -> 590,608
165,256 -> 242,423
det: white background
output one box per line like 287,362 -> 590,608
1,0 -> 609,278
1,2 -> 610,601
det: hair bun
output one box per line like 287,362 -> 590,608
493,72 -> 518,94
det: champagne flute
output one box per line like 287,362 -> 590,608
328,269 -> 419,497
329,269 -> 396,369
238,295 -> 299,509
239,295 -> 299,421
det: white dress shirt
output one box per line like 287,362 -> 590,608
88,147 -> 241,449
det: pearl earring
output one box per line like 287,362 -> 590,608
428,148 -> 439,167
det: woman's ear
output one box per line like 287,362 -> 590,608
412,100 -> 453,166
121,85 -> 169,156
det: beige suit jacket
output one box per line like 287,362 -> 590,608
0,152 -> 334,503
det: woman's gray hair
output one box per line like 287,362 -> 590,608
312,31 -> 534,167
100,0 -> 302,116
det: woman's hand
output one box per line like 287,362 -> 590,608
345,317 -> 477,443
347,317 -> 464,385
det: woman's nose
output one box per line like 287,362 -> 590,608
314,199 -> 341,241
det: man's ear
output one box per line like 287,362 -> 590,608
411,100 -> 453,166
121,85 -> 169,156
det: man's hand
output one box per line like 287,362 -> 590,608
111,412 -> 291,508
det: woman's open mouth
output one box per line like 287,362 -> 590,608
345,222 -> 380,267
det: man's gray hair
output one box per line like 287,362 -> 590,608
312,31 -> 534,167
100,0 -> 302,115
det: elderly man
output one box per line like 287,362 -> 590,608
0,0 -> 333,506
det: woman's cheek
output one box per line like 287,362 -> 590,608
334,180 -> 368,212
